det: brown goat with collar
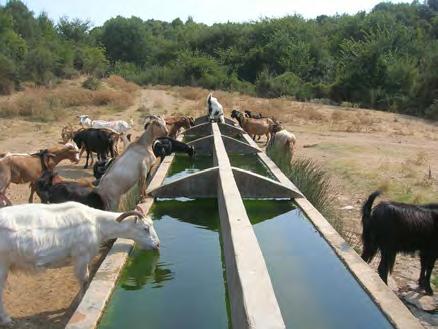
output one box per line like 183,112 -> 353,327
0,143 -> 80,204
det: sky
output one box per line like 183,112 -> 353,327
8,0 -> 406,27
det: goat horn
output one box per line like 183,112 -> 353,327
115,210 -> 144,222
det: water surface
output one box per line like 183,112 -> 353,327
244,200 -> 393,329
163,154 -> 213,184
229,154 -> 277,181
99,199 -> 230,329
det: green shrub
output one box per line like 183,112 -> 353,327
425,99 -> 438,120
283,158 -> 340,231
82,76 -> 101,90
0,54 -> 16,94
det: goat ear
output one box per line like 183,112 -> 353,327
135,205 -> 145,215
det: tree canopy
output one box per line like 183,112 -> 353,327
1,0 -> 437,118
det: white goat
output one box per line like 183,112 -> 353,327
97,116 -> 168,210
78,115 -> 132,134
266,125 -> 297,169
0,201 -> 159,325
207,93 -> 225,123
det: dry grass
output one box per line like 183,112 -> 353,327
0,77 -> 138,122
176,86 -> 205,100
105,75 -> 139,93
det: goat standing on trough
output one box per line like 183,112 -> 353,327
97,116 -> 168,210
361,191 -> 438,295
266,123 -> 296,170
207,93 -> 225,123
0,143 -> 80,204
231,109 -> 274,144
0,201 -> 159,325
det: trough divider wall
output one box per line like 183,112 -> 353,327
212,123 -> 286,329
240,132 -> 423,329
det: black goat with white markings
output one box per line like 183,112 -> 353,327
152,137 -> 194,160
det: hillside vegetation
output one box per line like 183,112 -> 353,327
0,0 -> 437,119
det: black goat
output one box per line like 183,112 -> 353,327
73,128 -> 116,169
244,110 -> 264,119
152,137 -> 195,160
36,171 -> 105,210
361,191 -> 438,295
92,158 -> 115,185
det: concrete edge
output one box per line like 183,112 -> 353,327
243,130 -> 424,329
66,153 -> 178,329
222,135 -> 260,154
148,167 -> 219,198
231,167 -> 302,199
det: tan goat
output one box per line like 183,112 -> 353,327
266,124 -> 297,169
165,116 -> 193,138
231,110 -> 274,144
97,116 -> 168,210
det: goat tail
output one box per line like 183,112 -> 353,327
362,191 -> 381,223
361,191 -> 381,263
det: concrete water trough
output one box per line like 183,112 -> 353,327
66,115 -> 423,329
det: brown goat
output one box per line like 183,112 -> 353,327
231,110 -> 274,144
0,143 -> 80,204
165,116 -> 193,138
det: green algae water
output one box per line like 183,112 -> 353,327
244,200 -> 393,329
229,154 -> 277,181
98,199 -> 231,329
163,154 -> 213,184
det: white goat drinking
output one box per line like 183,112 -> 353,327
0,201 -> 159,325
207,93 -> 225,123
97,116 -> 168,210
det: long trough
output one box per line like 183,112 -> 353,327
66,115 -> 423,329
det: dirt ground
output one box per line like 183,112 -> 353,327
0,82 -> 437,328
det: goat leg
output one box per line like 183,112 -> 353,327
0,263 -> 12,325
84,151 -> 90,169
28,183 -> 35,203
419,253 -> 428,289
0,193 -> 11,208
74,255 -> 90,300
424,257 -> 436,295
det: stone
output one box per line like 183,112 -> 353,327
404,291 -> 438,312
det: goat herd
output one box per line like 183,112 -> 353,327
0,93 -> 435,324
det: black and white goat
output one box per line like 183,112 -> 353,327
152,137 -> 195,161
361,191 -> 438,295
207,93 -> 224,123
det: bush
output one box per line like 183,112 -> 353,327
82,76 -> 101,90
425,99 -> 438,120
23,46 -> 57,86
0,54 -> 16,94
283,158 -> 339,230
